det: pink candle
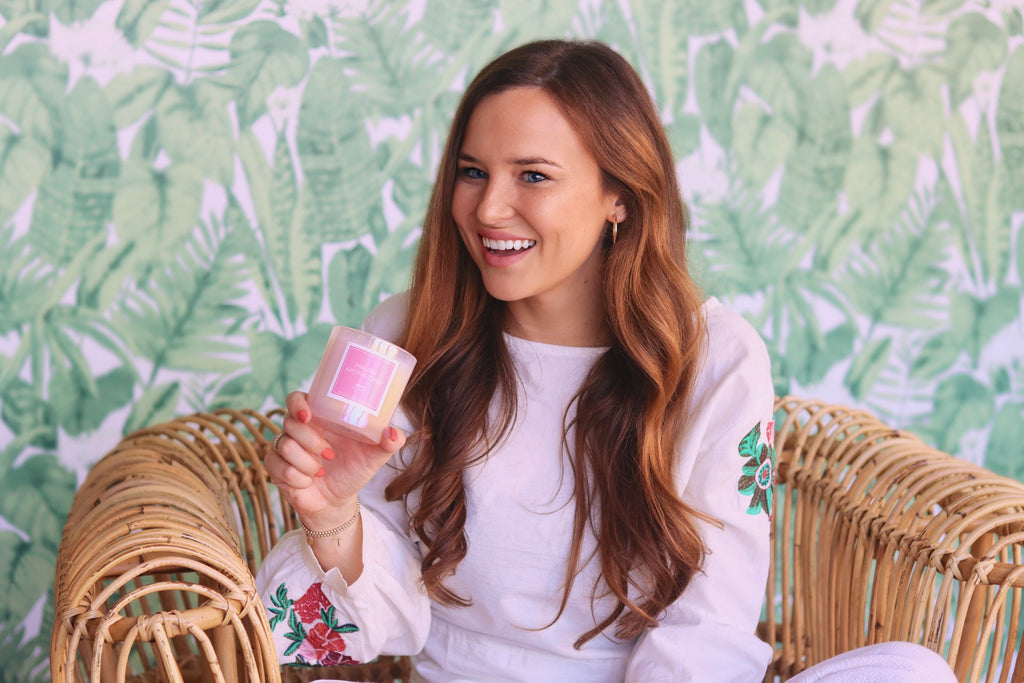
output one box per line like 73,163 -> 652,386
307,326 -> 416,444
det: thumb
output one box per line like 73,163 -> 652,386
379,425 -> 406,454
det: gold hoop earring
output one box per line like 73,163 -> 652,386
612,220 -> 618,245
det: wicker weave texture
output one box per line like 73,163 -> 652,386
52,409 -> 290,682
766,396 -> 1024,682
52,399 -> 1024,682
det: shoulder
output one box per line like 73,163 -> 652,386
360,291 -> 410,343
699,297 -> 771,383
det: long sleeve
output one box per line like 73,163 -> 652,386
254,479 -> 430,666
625,300 -> 775,682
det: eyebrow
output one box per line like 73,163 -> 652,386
458,153 -> 563,169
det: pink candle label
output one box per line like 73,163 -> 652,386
327,343 -> 398,415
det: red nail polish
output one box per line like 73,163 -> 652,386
316,467 -> 325,478
389,427 -> 399,442
298,410 -> 310,424
322,447 -> 335,461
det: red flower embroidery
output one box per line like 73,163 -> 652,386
293,583 -> 331,623
270,581 -> 362,666
297,621 -> 356,665
320,650 -> 357,666
307,622 -> 347,652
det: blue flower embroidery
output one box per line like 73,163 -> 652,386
738,421 -> 775,517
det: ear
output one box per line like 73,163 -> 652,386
608,196 -> 627,223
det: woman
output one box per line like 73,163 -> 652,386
256,39 -> 954,682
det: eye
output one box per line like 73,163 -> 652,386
459,166 -> 487,180
523,170 -> 548,183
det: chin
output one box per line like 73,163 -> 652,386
483,289 -> 518,303
480,282 -> 524,304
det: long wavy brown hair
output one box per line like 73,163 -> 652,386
389,39 -> 710,647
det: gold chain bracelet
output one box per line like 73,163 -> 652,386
301,498 -> 361,539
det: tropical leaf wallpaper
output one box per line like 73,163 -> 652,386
0,0 -> 1022,678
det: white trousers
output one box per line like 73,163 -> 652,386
789,642 -> 958,682
309,642 -> 959,683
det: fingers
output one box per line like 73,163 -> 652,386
281,391 -> 336,463
284,390 -> 403,460
265,432 -> 321,488
378,425 -> 406,454
266,394 -> 331,489
270,388 -> 406,497
285,391 -> 313,426
282,412 -> 335,462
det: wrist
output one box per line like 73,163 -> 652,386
299,497 -> 360,537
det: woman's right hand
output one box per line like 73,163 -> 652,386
265,391 -> 406,531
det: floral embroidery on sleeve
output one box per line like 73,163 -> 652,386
268,582 -> 361,666
737,420 -> 775,518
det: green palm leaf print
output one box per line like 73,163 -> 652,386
29,78 -> 119,266
113,217 -> 251,377
0,2 -> 1022,679
298,57 -> 382,242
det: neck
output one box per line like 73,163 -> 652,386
503,296 -> 611,347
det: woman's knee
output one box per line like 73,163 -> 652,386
790,641 -> 957,682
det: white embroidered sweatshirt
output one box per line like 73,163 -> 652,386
255,293 -> 776,682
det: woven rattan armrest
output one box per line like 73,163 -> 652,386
51,409 -> 410,683
765,396 -> 1024,682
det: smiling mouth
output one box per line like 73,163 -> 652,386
482,237 -> 536,254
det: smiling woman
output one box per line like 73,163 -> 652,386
253,39 -> 959,682
3,0 -> 1017,680
452,86 -> 623,345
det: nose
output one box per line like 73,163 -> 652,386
475,177 -> 515,226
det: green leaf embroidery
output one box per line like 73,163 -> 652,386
738,421 -> 760,461
737,422 -> 774,517
268,583 -> 292,630
1,3 -> 1022,676
283,608 -> 306,656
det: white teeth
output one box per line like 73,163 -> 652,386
482,237 -> 536,251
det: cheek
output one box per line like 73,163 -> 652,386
456,227 -> 477,255
574,227 -> 607,267
451,184 -> 475,223
451,210 -> 479,254
566,208 -> 611,249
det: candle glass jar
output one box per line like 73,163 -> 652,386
307,326 -> 416,444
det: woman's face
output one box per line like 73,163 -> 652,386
452,86 -> 622,318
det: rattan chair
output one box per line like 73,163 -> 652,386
766,397 -> 1024,681
52,397 -> 1024,682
